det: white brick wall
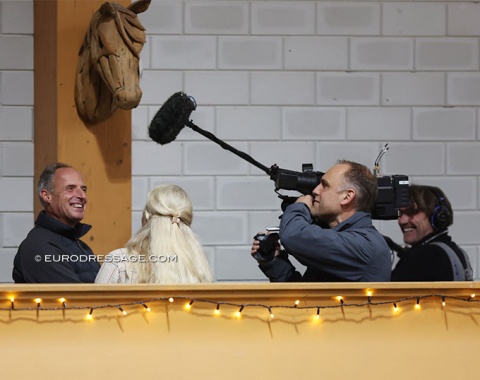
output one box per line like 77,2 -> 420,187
350,38 -> 414,70
382,73 -> 445,105
151,35 -> 217,70
283,107 -> 346,140
382,3 -> 446,36
317,73 -> 380,105
1,0 -> 480,283
0,0 -> 34,282
251,2 -> 316,35
186,2 -> 248,35
316,3 -> 381,36
0,35 -> 33,70
284,37 -> 348,70
413,108 -> 476,141
448,3 -> 480,36
416,38 -> 479,71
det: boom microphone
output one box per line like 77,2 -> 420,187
149,92 -> 271,175
149,92 -> 197,145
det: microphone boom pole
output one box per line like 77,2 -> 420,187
185,120 -> 271,175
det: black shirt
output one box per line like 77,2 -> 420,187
391,229 -> 468,281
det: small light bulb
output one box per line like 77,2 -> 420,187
142,303 -> 151,312
415,298 -> 421,310
168,297 -> 174,303
185,300 -> 193,310
118,306 -> 127,315
235,305 -> 244,318
214,304 -> 220,315
366,290 -> 373,303
393,302 -> 399,312
34,298 -> 42,308
442,297 -> 446,307
294,300 -> 300,307
86,308 -> 94,320
268,307 -> 274,319
59,298 -> 67,308
316,307 -> 320,319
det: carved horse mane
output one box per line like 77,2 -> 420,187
75,0 -> 151,125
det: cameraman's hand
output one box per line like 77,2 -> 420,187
296,194 -> 314,212
251,232 -> 281,265
251,233 -> 263,256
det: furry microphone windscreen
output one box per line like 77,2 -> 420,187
149,92 -> 197,145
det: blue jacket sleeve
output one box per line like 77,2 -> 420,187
279,203 -> 380,281
258,252 -> 303,282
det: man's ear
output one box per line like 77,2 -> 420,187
39,189 -> 52,204
340,189 -> 355,206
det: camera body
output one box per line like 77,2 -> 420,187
269,163 -> 409,220
253,232 -> 280,262
372,174 -> 409,220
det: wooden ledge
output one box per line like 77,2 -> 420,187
1,282 -> 479,303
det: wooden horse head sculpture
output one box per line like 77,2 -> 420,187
75,0 -> 151,125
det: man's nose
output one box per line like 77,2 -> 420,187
74,187 -> 86,198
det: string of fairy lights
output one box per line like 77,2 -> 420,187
1,292 -> 478,321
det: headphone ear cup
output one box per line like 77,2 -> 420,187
431,202 -> 450,230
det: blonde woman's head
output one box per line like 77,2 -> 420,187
127,184 -> 214,284
142,184 -> 193,227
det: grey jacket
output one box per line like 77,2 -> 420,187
260,203 -> 391,282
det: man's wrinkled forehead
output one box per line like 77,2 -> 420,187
53,168 -> 86,187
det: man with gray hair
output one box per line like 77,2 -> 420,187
12,163 -> 99,283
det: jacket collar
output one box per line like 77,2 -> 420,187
35,211 -> 92,239
415,228 -> 449,246
334,211 -> 371,232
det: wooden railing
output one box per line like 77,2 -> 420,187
1,282 -> 479,379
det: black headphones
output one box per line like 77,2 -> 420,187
430,188 -> 451,230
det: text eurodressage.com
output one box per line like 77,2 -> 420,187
36,254 -> 178,263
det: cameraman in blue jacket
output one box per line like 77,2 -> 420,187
251,160 -> 391,282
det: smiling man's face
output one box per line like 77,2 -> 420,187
41,168 -> 87,227
398,203 -> 434,245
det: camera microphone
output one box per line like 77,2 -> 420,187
148,92 -> 197,145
